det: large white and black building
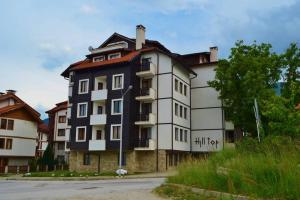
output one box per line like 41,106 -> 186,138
61,25 -> 235,172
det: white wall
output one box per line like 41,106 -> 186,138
158,124 -> 172,149
157,99 -> 172,124
0,138 -> 36,157
190,64 -> 224,152
54,109 -> 67,141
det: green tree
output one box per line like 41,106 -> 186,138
41,144 -> 55,170
281,43 -> 300,106
208,40 -> 281,134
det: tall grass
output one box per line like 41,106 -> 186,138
168,136 -> 300,199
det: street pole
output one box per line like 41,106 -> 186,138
118,85 -> 133,177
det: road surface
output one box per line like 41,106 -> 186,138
0,178 -> 165,200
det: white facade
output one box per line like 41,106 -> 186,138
190,65 -> 224,152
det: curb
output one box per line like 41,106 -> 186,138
164,183 -> 259,200
2,175 -> 167,181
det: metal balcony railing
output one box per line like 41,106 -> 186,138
135,139 -> 150,148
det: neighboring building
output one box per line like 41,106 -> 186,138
46,101 -> 70,164
0,90 -> 41,172
61,25 -> 236,173
36,123 -> 49,158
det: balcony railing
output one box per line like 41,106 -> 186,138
134,139 -> 156,150
91,89 -> 107,101
90,114 -> 107,125
135,139 -> 150,148
135,113 -> 156,126
136,62 -> 155,77
135,88 -> 155,101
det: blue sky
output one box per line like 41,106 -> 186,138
0,0 -> 300,119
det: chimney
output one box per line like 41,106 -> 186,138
136,24 -> 146,50
6,89 -> 16,94
210,46 -> 218,62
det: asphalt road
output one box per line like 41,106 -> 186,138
0,178 -> 165,200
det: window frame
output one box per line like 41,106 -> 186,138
58,116 -> 66,123
0,138 -> 5,149
184,107 -> 187,119
112,74 -> 124,90
0,118 -> 7,129
93,55 -> 105,62
175,128 -> 179,141
78,79 -> 89,94
76,126 -> 86,142
111,99 -> 123,115
175,103 -> 178,116
175,79 -> 179,92
184,130 -> 188,143
77,102 -> 88,118
110,124 -> 121,141
57,129 -> 66,137
108,52 -> 121,60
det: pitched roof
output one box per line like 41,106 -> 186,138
71,50 -> 140,71
38,123 -> 49,133
46,101 -> 68,114
0,102 -> 42,123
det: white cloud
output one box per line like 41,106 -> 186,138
80,4 -> 97,14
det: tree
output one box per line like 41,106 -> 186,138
281,43 -> 300,106
208,40 -> 281,134
40,144 -> 55,170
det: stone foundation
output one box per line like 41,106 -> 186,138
69,149 -> 188,173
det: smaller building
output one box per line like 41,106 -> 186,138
46,101 -> 70,164
36,123 -> 49,158
0,90 -> 41,173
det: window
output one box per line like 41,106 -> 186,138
76,127 -> 86,142
225,131 -> 235,143
77,103 -> 88,118
175,103 -> 178,116
0,119 -> 7,129
58,143 -> 65,150
111,99 -> 122,115
175,128 -> 179,141
175,79 -> 179,91
7,120 -> 14,130
180,129 -> 183,142
184,107 -> 187,119
0,138 -> 4,149
184,85 -> 187,96
96,130 -> 103,140
93,55 -> 105,62
184,130 -> 188,142
111,125 -> 121,140
78,79 -> 89,94
83,153 -> 90,165
112,74 -> 124,90
179,82 -> 183,94
179,105 -> 183,118
57,129 -> 65,136
97,106 -> 103,114
6,139 -> 12,149
58,116 -> 66,123
108,52 -> 121,60
0,119 -> 14,130
97,82 -> 104,90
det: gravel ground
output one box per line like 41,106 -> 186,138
0,178 -> 165,200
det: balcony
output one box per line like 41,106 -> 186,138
136,62 -> 155,77
135,88 -> 155,102
91,89 -> 107,101
89,140 -> 106,151
90,114 -> 106,125
135,113 -> 156,126
134,139 -> 156,150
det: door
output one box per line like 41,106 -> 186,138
97,106 -> 103,114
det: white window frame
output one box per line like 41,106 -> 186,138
110,124 -> 121,141
111,99 -> 123,115
77,102 -> 88,118
93,55 -> 105,62
108,52 -> 121,60
78,79 -> 89,94
112,74 -> 124,90
76,126 -> 86,142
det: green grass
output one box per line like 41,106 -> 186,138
167,136 -> 300,200
23,170 -> 116,177
155,184 -> 234,200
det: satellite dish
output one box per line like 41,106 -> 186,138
88,46 -> 94,52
